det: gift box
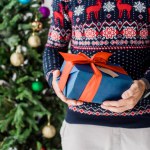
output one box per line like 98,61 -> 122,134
56,52 -> 133,104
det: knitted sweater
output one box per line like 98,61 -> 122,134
43,0 -> 150,128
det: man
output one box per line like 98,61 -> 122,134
43,0 -> 150,149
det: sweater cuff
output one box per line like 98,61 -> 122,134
46,70 -> 56,89
143,67 -> 150,86
47,72 -> 53,89
140,78 -> 150,90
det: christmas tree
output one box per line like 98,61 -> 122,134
0,0 -> 67,149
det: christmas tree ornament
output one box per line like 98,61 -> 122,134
10,46 -> 24,67
32,80 -> 43,92
28,32 -> 41,48
31,21 -> 43,31
18,0 -> 31,5
31,16 -> 43,31
42,115 -> 56,139
39,6 -> 50,18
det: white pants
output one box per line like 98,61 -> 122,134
60,119 -> 150,150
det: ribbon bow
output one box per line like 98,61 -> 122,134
58,52 -> 128,102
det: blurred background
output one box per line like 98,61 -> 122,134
0,0 -> 67,149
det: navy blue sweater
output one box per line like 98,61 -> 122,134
43,0 -> 150,128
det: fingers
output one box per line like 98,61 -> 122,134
121,80 -> 139,99
138,79 -> 147,91
102,99 -> 126,107
52,70 -> 68,103
52,70 -> 83,106
101,97 -> 137,113
101,80 -> 146,113
52,76 -> 67,103
53,70 -> 61,78
101,105 -> 129,113
53,80 -> 83,106
101,98 -> 134,113
67,99 -> 83,106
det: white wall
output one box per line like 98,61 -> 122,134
43,0 -> 53,17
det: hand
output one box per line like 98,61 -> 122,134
101,80 -> 146,113
52,70 -> 83,106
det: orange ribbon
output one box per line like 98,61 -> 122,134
58,52 -> 128,102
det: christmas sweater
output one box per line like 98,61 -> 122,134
43,0 -> 150,128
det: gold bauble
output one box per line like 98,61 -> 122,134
42,124 -> 56,139
28,33 -> 41,48
31,21 -> 43,31
10,51 -> 24,67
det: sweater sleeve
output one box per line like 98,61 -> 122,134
140,68 -> 150,90
42,0 -> 71,88
140,52 -> 150,93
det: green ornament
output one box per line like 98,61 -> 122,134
32,81 -> 43,92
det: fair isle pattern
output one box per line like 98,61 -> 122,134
72,45 -> 150,50
47,26 -> 71,47
68,102 -> 150,116
47,0 -> 150,48
72,21 -> 150,46
69,105 -> 150,116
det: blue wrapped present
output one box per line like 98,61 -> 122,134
56,52 -> 133,104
